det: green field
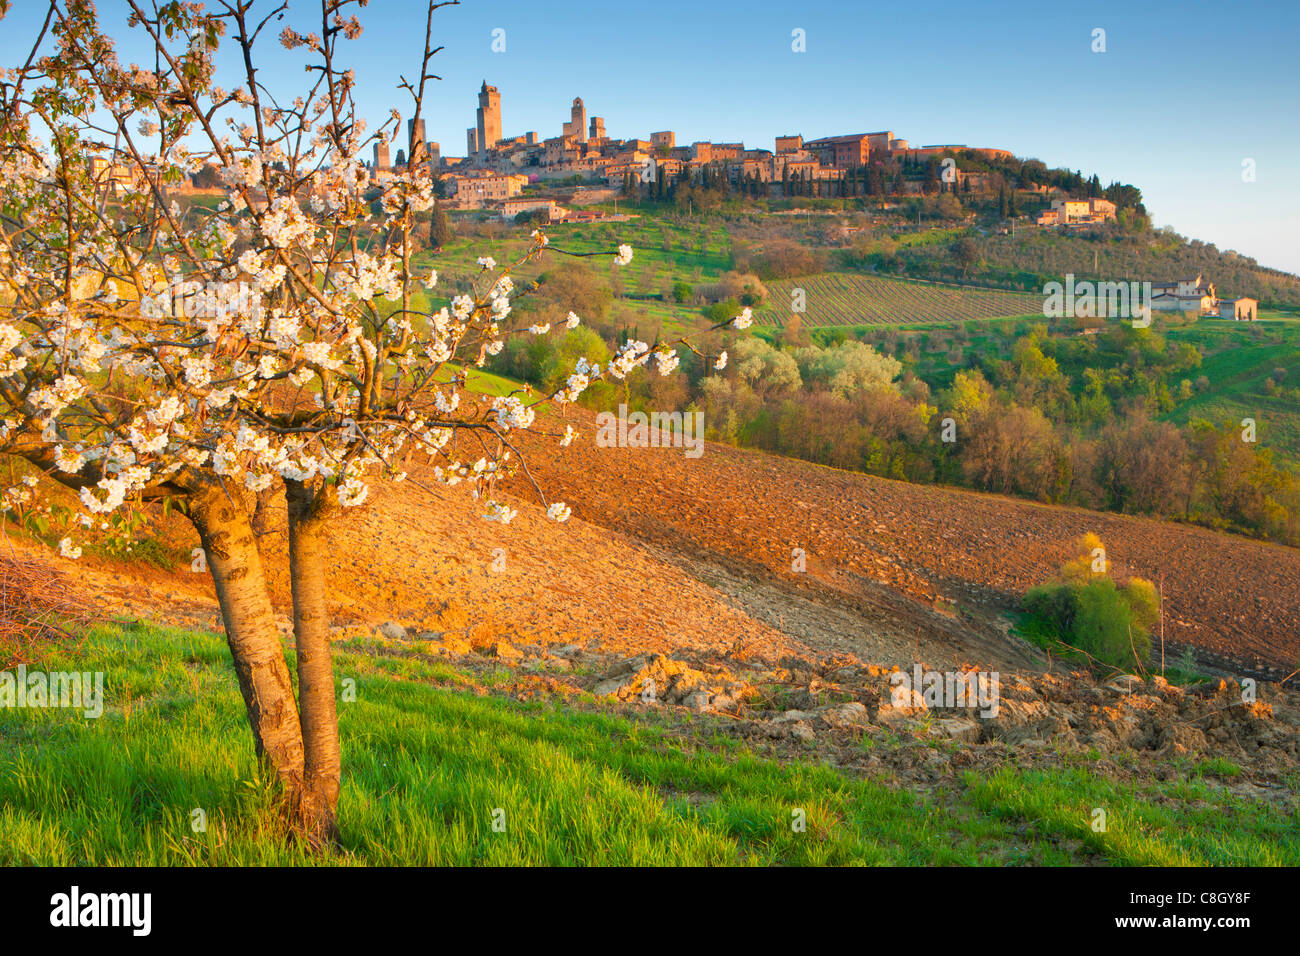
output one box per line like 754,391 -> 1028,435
2,621 -> 1296,865
1166,318 -> 1300,465
420,214 -> 1050,336
423,215 -> 732,302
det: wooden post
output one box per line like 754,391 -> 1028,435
1159,573 -> 1166,676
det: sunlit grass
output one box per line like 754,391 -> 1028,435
1,621 -> 1293,866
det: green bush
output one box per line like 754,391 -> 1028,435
703,298 -> 742,325
1074,579 -> 1150,669
540,327 -> 610,393
1020,536 -> 1156,671
1023,581 -> 1077,634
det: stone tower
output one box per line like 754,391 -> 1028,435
563,96 -> 588,143
476,81 -> 501,154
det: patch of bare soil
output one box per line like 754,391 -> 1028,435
513,406 -> 1300,679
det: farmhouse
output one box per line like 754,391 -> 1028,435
499,198 -> 566,221
1035,197 -> 1116,227
1150,274 -> 1217,315
1219,297 -> 1258,321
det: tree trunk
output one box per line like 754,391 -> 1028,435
188,481 -> 305,791
248,484 -> 280,569
284,479 -> 341,846
250,485 -> 276,541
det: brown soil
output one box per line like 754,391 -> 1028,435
514,406 -> 1300,678
11,403 -> 1299,683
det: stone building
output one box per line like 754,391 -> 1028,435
1035,197 -> 1116,227
1219,297 -> 1258,321
651,130 -> 675,150
443,170 -> 527,206
805,133 -> 872,168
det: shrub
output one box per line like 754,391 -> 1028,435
1073,579 -> 1150,668
1020,535 -> 1156,671
697,271 -> 767,306
1023,581 -> 1077,635
513,208 -> 550,227
535,261 -> 613,320
750,240 -> 824,279
703,298 -> 743,325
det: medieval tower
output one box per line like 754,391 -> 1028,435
563,97 -> 588,144
476,81 -> 502,155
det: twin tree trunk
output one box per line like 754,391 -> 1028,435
188,478 -> 341,846
284,480 -> 341,846
189,482 -> 304,787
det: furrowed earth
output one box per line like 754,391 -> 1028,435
11,403 -> 1300,793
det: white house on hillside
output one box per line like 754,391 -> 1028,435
1150,274 -> 1217,315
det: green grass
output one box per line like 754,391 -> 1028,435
424,215 -> 1053,338
1165,319 -> 1300,465
967,767 -> 1298,866
430,362 -> 531,400
2,621 -> 1295,865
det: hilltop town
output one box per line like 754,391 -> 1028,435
79,79 -> 1198,251
371,81 -> 1031,220
80,76 -> 1277,324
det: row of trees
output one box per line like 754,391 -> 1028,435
616,148 -> 1147,212
891,228 -> 1300,307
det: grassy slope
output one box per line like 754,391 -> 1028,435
2,622 -> 1296,866
1165,319 -> 1300,464
418,211 -> 1300,351
423,216 -> 1055,337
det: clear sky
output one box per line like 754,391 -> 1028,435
4,0 -> 1298,273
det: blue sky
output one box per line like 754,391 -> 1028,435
4,0 -> 1298,272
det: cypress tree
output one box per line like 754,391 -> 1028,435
429,199 -> 453,250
